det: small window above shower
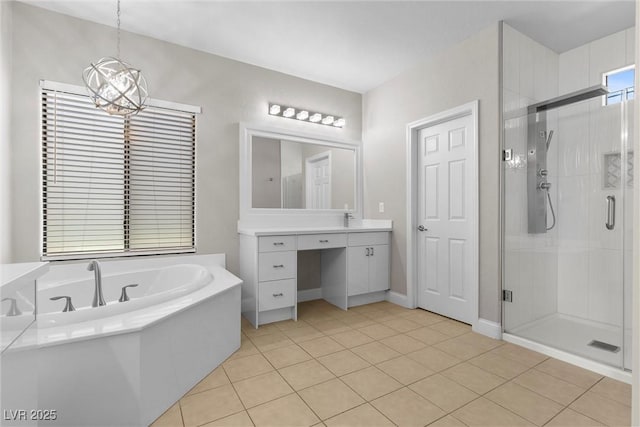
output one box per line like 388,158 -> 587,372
603,65 -> 635,104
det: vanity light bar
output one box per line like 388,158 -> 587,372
268,103 -> 345,128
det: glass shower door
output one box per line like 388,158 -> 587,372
502,92 -> 631,370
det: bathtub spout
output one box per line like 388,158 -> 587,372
87,260 -> 106,307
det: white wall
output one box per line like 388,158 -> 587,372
7,3 -> 362,275
502,23 -> 560,330
0,1 -> 12,264
363,25 -> 501,322
556,28 -> 635,331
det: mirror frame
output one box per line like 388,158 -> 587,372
239,123 -> 363,224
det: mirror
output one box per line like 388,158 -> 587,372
250,135 -> 357,210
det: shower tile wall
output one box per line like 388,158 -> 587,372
556,28 -> 635,330
503,23 -> 559,330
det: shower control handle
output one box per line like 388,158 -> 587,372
606,195 -> 616,230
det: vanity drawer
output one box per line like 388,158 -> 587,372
348,232 -> 389,247
297,233 -> 347,250
258,251 -> 297,281
259,235 -> 297,253
259,279 -> 296,311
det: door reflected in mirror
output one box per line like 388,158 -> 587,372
251,136 -> 355,210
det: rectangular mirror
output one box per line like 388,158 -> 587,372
240,124 -> 362,218
251,137 -> 356,210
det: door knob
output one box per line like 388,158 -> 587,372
417,225 -> 427,232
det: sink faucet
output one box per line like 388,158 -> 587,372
87,260 -> 106,307
344,212 -> 354,228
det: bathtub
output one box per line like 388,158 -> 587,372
38,263 -> 213,327
2,254 -> 242,427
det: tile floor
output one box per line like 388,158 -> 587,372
151,300 -> 632,427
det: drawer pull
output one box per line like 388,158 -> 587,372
319,239 -> 329,243
273,264 -> 285,268
366,247 -> 370,256
273,242 -> 284,246
272,293 -> 284,297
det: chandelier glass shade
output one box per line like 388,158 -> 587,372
83,56 -> 148,116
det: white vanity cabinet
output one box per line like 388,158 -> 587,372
240,234 -> 298,327
239,227 -> 391,328
347,232 -> 390,296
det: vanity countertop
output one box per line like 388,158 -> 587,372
238,219 -> 392,236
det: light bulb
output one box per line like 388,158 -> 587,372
296,110 -> 309,120
322,116 -> 334,125
269,104 -> 281,115
283,107 -> 295,118
333,118 -> 346,128
309,113 -> 322,123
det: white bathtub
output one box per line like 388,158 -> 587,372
38,263 -> 212,327
2,254 -> 242,426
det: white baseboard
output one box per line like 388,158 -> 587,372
473,318 -> 502,339
386,291 -> 413,308
348,291 -> 386,307
297,288 -> 322,302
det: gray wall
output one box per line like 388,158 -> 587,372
251,136 -> 281,209
0,1 -> 12,264
362,25 -> 501,323
8,3 -> 362,274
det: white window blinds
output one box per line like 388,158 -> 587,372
41,83 -> 197,259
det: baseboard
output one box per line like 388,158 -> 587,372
297,288 -> 322,302
473,318 -> 502,339
385,291 -> 413,308
348,291 -> 386,307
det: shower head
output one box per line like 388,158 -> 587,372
545,130 -> 554,152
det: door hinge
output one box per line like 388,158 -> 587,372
502,149 -> 513,162
502,289 -> 513,303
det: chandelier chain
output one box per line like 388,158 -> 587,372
116,0 -> 121,59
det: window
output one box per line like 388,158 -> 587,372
604,65 -> 635,104
41,81 -> 198,260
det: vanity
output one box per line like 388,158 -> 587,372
238,123 -> 392,327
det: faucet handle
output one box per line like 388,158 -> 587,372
2,297 -> 22,316
50,296 -> 75,312
119,284 -> 139,303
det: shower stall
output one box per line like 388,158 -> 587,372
501,23 -> 634,375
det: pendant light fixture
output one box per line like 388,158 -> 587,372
82,0 -> 148,116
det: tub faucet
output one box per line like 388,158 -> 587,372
87,260 -> 106,307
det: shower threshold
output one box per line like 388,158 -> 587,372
506,313 -> 630,380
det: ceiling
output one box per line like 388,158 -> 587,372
21,0 -> 636,93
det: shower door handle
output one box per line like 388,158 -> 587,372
605,195 -> 616,230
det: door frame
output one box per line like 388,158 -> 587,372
405,100 -> 479,327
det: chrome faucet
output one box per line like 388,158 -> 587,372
344,212 -> 354,228
87,260 -> 106,307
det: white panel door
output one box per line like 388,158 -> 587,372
305,152 -> 331,209
417,114 -> 476,324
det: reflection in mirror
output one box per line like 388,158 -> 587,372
251,137 -> 355,210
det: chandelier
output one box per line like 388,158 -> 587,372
82,0 -> 148,116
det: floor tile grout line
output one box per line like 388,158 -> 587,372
165,301 -> 629,427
